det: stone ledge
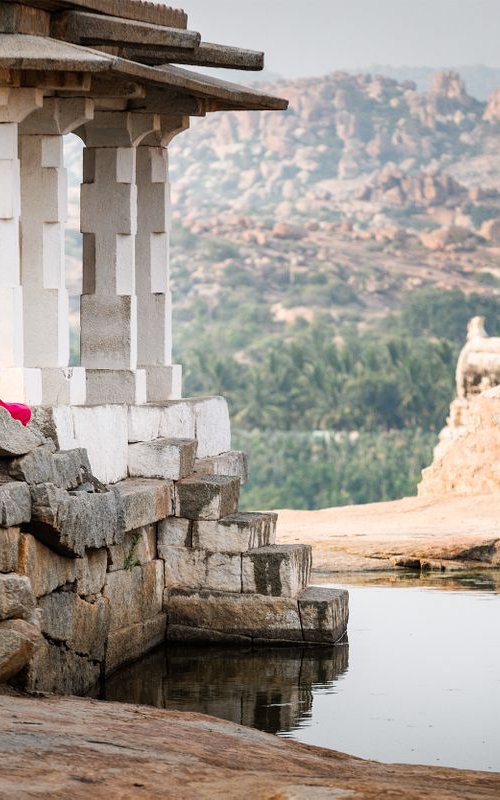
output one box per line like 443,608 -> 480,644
0,693 -> 497,800
128,438 -> 197,481
105,613 -> 167,674
192,511 -> 277,553
174,475 -> 240,520
242,544 -> 312,598
193,451 -> 248,484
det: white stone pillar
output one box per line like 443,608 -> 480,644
78,112 -> 159,405
19,98 -> 94,405
0,87 -> 43,404
135,117 -> 188,402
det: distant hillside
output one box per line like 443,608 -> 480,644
170,70 -> 500,219
64,69 -> 500,509
364,65 -> 500,100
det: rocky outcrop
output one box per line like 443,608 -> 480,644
455,316 -> 500,399
418,318 -> 500,498
1,400 -> 348,694
0,692 -> 498,799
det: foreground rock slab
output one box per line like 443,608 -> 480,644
0,693 -> 498,799
277,494 -> 500,572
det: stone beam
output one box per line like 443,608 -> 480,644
0,86 -> 43,404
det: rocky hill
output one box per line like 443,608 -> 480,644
64,70 -> 500,509
170,70 -> 500,217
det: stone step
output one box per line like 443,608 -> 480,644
127,397 -> 231,459
112,477 -> 173,532
298,587 -> 349,644
128,438 -> 197,481
193,451 -> 248,485
190,512 -> 277,554
174,475 -> 240,521
242,544 -> 312,598
162,547 -> 242,594
165,586 -> 349,645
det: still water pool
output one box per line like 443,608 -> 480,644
102,572 -> 500,772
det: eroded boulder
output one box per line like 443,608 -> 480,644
0,618 -> 40,683
0,574 -> 35,622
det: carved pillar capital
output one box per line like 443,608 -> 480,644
0,87 -> 43,123
20,97 -> 95,136
76,111 -> 160,147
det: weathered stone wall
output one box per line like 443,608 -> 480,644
0,402 -> 348,696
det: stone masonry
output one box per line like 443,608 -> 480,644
0,2 -> 348,697
0,405 -> 349,695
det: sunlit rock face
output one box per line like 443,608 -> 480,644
419,318 -> 500,499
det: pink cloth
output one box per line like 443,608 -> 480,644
0,400 -> 32,426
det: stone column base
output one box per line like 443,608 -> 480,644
141,365 -> 182,402
0,368 -> 43,405
86,369 -> 147,405
41,367 -> 86,406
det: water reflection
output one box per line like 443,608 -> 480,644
313,569 -> 500,593
103,643 -> 349,734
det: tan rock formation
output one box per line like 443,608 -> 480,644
419,318 -> 500,497
0,692 -> 498,799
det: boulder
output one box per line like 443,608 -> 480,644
0,574 -> 35,622
0,618 -> 40,683
0,482 -> 31,528
480,218 -> 500,243
174,476 -> 240,521
52,449 -> 93,491
0,407 -> 43,458
242,544 -> 312,598
30,483 -> 122,557
7,444 -> 58,485
128,438 -> 197,481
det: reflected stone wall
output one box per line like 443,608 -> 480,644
102,644 -> 349,735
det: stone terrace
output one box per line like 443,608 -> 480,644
1,404 -> 348,693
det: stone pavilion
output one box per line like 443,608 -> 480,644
0,0 -> 348,694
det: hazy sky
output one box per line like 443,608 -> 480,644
180,0 -> 500,78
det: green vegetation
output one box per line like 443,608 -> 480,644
233,429 -> 436,511
174,285 -> 500,510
